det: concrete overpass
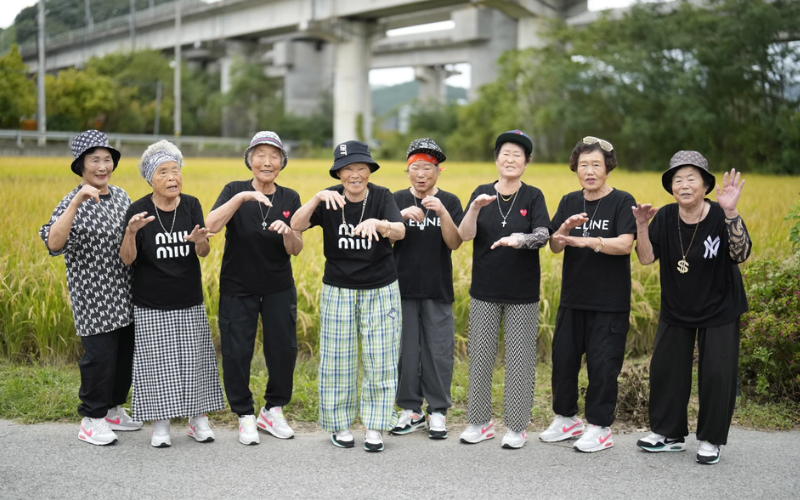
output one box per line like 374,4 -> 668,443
19,0 -> 590,143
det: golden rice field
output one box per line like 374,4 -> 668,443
0,156 -> 797,364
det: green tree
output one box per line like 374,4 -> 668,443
451,0 -> 800,172
0,45 -> 36,128
45,68 -> 115,130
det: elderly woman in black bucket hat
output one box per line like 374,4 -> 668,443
389,138 -> 463,440
120,140 -> 225,448
39,130 -> 142,446
458,130 -> 552,450
292,140 -> 405,452
633,151 -> 750,465
205,131 -> 303,446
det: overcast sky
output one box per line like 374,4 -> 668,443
1,0 -> 641,88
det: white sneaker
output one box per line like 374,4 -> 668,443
636,432 -> 686,452
78,417 -> 119,446
188,414 -> 215,443
501,429 -> 528,449
696,441 -> 721,465
151,419 -> 171,448
257,406 -> 295,439
459,421 -> 495,444
104,406 -> 143,431
574,424 -> 613,453
428,412 -> 448,440
238,415 -> 260,445
390,409 -> 427,435
539,415 -> 584,442
331,428 -> 355,448
364,429 -> 384,452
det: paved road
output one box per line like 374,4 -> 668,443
0,420 -> 797,499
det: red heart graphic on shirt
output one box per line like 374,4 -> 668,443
283,211 -> 291,218
520,209 -> 528,216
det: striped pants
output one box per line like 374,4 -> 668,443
318,281 -> 401,432
466,298 -> 539,433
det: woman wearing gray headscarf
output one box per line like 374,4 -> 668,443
120,140 -> 225,448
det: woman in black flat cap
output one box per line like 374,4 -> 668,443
389,138 -> 463,440
633,151 -> 750,465
39,130 -> 142,446
457,130 -> 552,450
291,140 -> 405,453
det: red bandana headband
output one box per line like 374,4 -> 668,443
407,153 -> 439,166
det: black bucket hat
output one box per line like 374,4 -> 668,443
662,150 -> 716,195
407,137 -> 446,164
495,129 -> 533,159
330,140 -> 380,179
70,130 -> 121,176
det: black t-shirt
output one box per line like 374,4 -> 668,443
392,188 -> 464,303
125,194 -> 205,310
551,189 -> 637,312
648,201 -> 748,328
211,181 -> 301,296
309,183 -> 403,290
468,182 -> 552,304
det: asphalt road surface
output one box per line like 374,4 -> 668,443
0,420 -> 797,499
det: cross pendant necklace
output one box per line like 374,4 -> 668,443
495,186 -> 519,228
412,193 -> 429,231
501,220 -> 507,227
258,192 -> 275,230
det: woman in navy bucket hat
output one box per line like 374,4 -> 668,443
206,131 -> 303,445
39,130 -> 142,446
292,140 -> 405,452
633,151 -> 751,465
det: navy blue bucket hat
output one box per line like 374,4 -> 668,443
330,140 -> 380,179
70,130 -> 121,176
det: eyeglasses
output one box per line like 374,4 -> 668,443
582,136 -> 614,152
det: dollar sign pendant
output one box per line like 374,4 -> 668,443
677,259 -> 689,274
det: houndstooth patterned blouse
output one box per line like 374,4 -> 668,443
39,185 -> 133,337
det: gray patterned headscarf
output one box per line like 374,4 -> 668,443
138,140 -> 184,186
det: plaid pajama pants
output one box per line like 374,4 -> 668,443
318,281 -> 401,432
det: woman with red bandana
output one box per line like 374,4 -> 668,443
389,138 -> 464,440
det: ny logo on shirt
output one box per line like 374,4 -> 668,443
704,235 -> 720,259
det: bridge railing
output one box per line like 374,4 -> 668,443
18,0 -> 214,57
0,129 -> 251,152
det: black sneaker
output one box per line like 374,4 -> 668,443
390,409 -> 426,435
331,429 -> 355,448
696,441 -> 721,464
636,433 -> 687,452
364,429 -> 384,452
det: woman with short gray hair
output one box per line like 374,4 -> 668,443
120,140 -> 225,448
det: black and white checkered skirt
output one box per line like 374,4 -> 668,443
131,303 -> 225,421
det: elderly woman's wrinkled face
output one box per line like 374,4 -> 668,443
496,143 -> 527,179
407,160 -> 439,193
576,150 -> 608,193
151,161 -> 182,200
251,144 -> 282,184
82,148 -> 114,190
338,163 -> 370,198
671,166 -> 706,207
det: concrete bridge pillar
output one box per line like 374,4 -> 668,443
272,39 -> 334,118
414,65 -> 457,103
333,20 -> 374,145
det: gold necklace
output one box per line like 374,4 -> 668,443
677,207 -> 703,274
499,192 -> 516,202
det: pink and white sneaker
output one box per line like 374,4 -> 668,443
539,415 -> 585,442
78,417 -> 118,446
188,414 -> 215,443
501,429 -> 528,449
257,406 -> 295,439
459,421 -> 496,444
573,424 -> 613,453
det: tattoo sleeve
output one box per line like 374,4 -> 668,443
725,216 -> 751,263
512,227 -> 551,250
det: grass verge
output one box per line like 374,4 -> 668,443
1,358 -> 797,431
